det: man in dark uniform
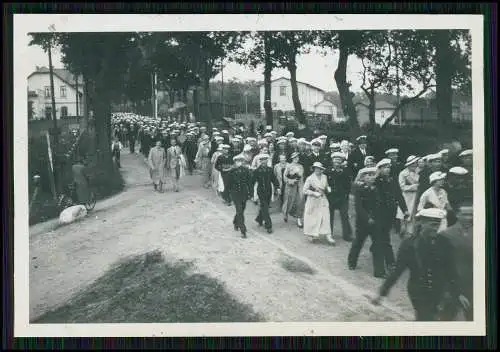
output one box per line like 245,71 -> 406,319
348,166 -> 378,271
438,205 -> 473,321
348,135 -> 370,176
326,152 -> 354,242
252,154 -> 280,234
307,140 -> 326,176
445,166 -> 470,226
182,133 -> 198,175
372,158 -> 409,278
371,208 -> 464,321
128,125 -> 137,154
299,141 -> 314,177
215,144 -> 234,205
228,154 -> 253,238
385,148 -> 404,233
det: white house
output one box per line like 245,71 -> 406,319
259,77 -> 335,118
314,99 -> 338,119
356,100 -> 398,126
27,66 -> 84,120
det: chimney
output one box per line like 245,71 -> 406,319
35,66 -> 40,71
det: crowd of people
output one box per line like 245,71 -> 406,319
111,112 -> 474,322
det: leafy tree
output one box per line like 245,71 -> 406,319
267,31 -> 318,124
234,31 -> 276,126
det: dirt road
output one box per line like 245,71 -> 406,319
29,152 -> 414,323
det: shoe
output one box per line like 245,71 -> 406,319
343,235 -> 353,242
348,264 -> 357,270
326,236 -> 336,246
284,216 -> 288,223
241,232 -> 247,238
297,219 -> 303,228
234,224 -> 239,231
255,219 -> 263,227
267,228 -> 273,234
374,273 -> 387,279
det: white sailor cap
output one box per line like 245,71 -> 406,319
331,152 -> 346,160
459,149 -> 473,157
259,154 -> 270,160
246,137 -> 257,142
264,132 -> 272,137
416,208 -> 447,219
277,138 -> 287,144
439,149 -> 450,155
289,137 -> 298,143
405,155 -> 420,167
358,166 -> 378,175
234,135 -> 243,140
217,144 -> 225,151
243,144 -> 252,152
257,139 -> 268,145
376,158 -> 392,168
385,148 -> 399,155
429,171 -> 446,184
221,130 -> 229,134
311,139 -> 322,146
427,153 -> 442,162
356,135 -> 367,142
221,144 -> 231,149
364,155 -> 375,164
270,131 -> 278,135
286,132 -> 295,137
266,125 -> 273,130
319,135 -> 328,139
449,166 -> 469,175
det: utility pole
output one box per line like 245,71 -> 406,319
395,44 -> 401,125
47,36 -> 60,193
244,91 -> 248,114
221,57 -> 225,118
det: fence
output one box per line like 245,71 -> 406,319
29,116 -> 86,138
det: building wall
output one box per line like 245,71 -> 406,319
356,105 -> 397,126
314,101 -> 338,118
259,78 -> 325,114
27,73 -> 84,120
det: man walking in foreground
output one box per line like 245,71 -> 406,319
252,154 -> 280,234
228,154 -> 253,238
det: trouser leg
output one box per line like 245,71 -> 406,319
339,201 -> 353,239
260,196 -> 272,229
348,222 -> 369,268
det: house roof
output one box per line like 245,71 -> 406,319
355,100 -> 396,110
314,99 -> 336,107
28,66 -> 84,91
258,76 -> 325,93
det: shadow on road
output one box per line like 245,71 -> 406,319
32,250 -> 264,323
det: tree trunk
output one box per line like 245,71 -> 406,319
193,87 -> 200,120
288,58 -> 305,124
204,76 -> 212,130
368,91 -> 376,129
263,32 -> 274,127
334,34 -> 359,129
93,89 -> 113,170
75,75 -> 79,117
434,30 -> 454,126
169,89 -> 175,107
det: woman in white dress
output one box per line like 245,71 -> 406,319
210,144 -> 224,194
397,155 -> 420,234
417,171 -> 453,232
195,135 -> 211,188
303,162 -> 335,244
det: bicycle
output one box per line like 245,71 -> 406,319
57,182 -> 97,212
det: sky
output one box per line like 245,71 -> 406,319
24,33 -> 367,93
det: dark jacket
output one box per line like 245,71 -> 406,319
326,167 -> 353,206
227,166 -> 253,199
374,175 -> 408,219
355,184 -> 377,225
348,146 -> 371,174
252,165 -> 280,198
215,154 -> 233,173
379,233 -> 460,304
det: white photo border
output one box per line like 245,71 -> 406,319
13,14 -> 486,337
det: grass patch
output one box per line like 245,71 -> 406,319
32,250 -> 263,323
280,255 -> 316,275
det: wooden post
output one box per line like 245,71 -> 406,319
45,132 -> 57,201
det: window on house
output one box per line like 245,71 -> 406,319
279,86 -> 287,96
60,106 -> 68,118
60,86 -> 67,98
45,106 -> 52,120
44,86 -> 51,98
380,110 -> 385,119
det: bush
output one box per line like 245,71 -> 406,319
29,131 -> 124,225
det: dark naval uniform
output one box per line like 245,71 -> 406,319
227,165 -> 253,237
379,233 -> 460,321
252,163 -> 280,231
348,183 -> 378,270
348,146 -> 371,176
439,222 -> 473,321
326,166 -> 353,241
373,174 -> 408,277
215,153 -> 234,204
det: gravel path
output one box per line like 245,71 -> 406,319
30,152 -> 414,322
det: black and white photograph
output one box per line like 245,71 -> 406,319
14,14 -> 486,336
